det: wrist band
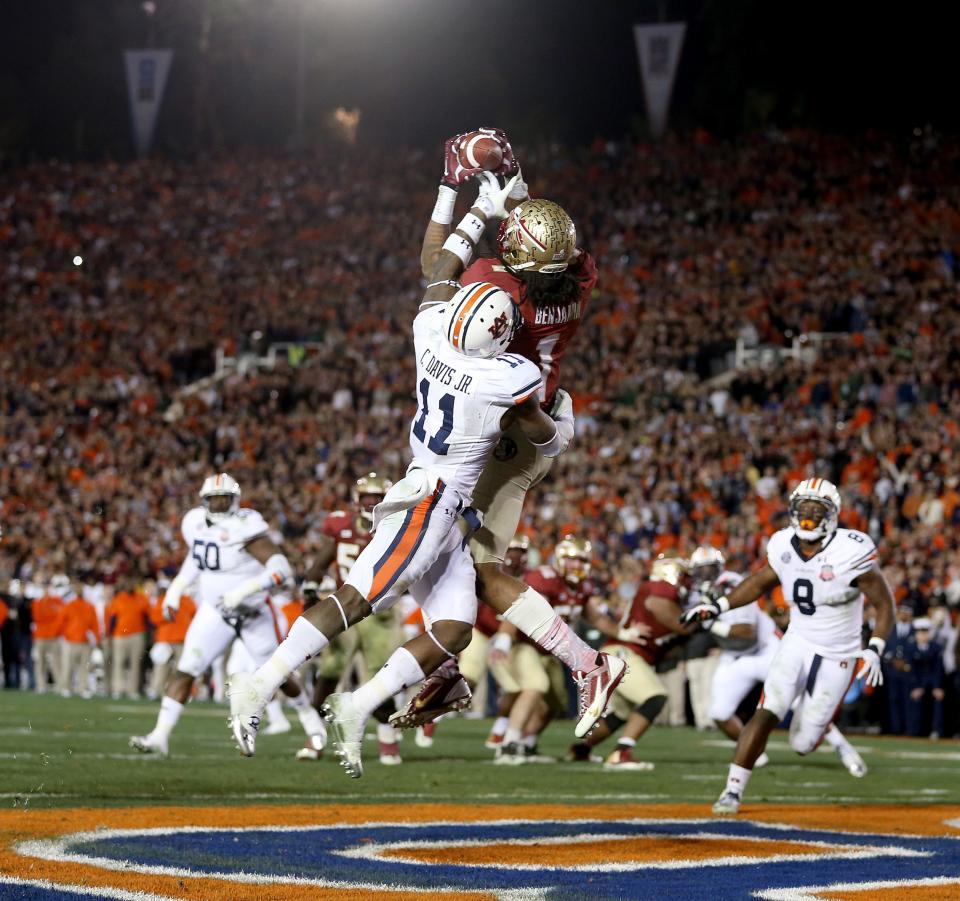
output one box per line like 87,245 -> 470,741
472,195 -> 496,219
708,620 -> 732,638
868,636 -> 886,656
717,597 -> 731,613
431,185 -> 457,224
457,212 -> 485,244
532,423 -> 564,458
441,233 -> 474,266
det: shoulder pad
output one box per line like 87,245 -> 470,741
181,507 -> 206,539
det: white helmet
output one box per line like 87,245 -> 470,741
442,282 -> 520,358
199,473 -> 241,522
789,478 -> 841,542
50,574 -> 71,593
689,545 -> 724,572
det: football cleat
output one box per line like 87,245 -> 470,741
755,751 -> 770,769
415,723 -> 435,748
295,734 -> 325,761
378,741 -> 403,766
323,692 -> 366,779
566,741 -> 602,763
602,746 -> 655,771
574,653 -> 627,738
838,746 -> 868,778
389,663 -> 472,729
263,717 -> 292,736
129,733 -> 169,757
712,791 -> 742,816
227,671 -> 267,757
485,731 -> 505,750
493,741 -> 527,766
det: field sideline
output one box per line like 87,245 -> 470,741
1,694 -> 959,899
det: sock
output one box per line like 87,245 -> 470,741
823,724 -> 852,753
296,704 -> 326,737
617,736 -> 636,748
522,733 -> 538,749
256,618 -> 329,698
503,726 -> 523,746
491,716 -> 509,737
353,648 -> 426,720
265,699 -> 286,726
502,587 -> 600,674
153,696 -> 183,740
725,763 -> 752,796
377,722 -> 398,744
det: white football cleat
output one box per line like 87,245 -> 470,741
712,791 -> 741,816
755,752 -> 770,768
227,671 -> 267,757
295,734 -> 325,761
415,724 -> 435,748
493,741 -> 527,766
323,692 -> 366,779
263,718 -> 292,736
838,746 -> 868,778
574,653 -> 627,739
378,740 -> 403,766
602,747 -> 655,771
129,733 -> 169,757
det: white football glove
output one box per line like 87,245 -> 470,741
679,596 -> 729,626
473,172 -> 520,220
220,583 -> 255,613
161,588 -> 181,622
856,640 -> 884,688
507,166 -> 529,201
550,388 -> 575,447
616,624 -> 648,645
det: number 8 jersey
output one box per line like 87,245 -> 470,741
410,305 -> 543,503
766,527 -> 878,658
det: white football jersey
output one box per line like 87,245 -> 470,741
410,306 -> 543,502
180,506 -> 271,610
767,527 -> 877,658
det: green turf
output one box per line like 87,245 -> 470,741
1,693 -> 957,810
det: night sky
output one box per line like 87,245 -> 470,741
2,0 -> 958,158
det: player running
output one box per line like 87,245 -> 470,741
682,479 -> 895,815
130,474 -> 324,756
227,173 -> 573,776
394,127 -> 624,739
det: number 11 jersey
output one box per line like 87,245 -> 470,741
766,527 -> 878,658
410,304 -> 543,504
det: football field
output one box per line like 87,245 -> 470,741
1,693 -> 959,899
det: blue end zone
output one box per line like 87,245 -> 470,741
66,819 -> 960,900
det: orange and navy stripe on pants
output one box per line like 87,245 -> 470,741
368,484 -> 445,604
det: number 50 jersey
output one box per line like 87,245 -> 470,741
766,527 -> 878,659
409,305 -> 543,504
180,506 -> 271,610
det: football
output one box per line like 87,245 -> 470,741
458,131 -> 504,171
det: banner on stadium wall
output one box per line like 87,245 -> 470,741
633,22 -> 686,139
123,49 -> 173,156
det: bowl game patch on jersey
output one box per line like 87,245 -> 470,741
2,803 -> 960,900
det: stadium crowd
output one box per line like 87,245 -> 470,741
1,129 -> 959,736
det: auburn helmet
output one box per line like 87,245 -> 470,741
442,282 -> 520,358
789,478 -> 841,541
199,473 -> 241,522
353,472 -> 392,527
554,535 -> 592,584
497,199 -> 577,274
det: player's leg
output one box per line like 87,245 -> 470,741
131,605 -> 233,755
715,639 -> 806,814
709,655 -> 772,767
355,612 -> 404,764
496,644 -> 550,763
323,532 -> 477,778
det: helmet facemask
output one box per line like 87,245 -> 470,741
789,497 -> 837,542
202,492 -> 239,523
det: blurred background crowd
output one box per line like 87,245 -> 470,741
1,128 -> 959,736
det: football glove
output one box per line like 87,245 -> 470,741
550,388 -> 575,448
856,639 -> 884,688
473,172 -> 520,221
679,596 -> 729,626
616,623 -> 649,644
441,131 -> 482,189
161,589 -> 181,622
477,126 -> 520,177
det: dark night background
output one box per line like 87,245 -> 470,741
1,0 -> 958,158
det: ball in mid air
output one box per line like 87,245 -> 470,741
458,132 -> 504,171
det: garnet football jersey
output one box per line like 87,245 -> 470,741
322,511 -> 373,587
611,580 -> 683,665
461,253 -> 597,408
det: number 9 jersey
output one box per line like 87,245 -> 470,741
766,527 -> 878,659
180,506 -> 271,610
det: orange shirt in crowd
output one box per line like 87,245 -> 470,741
281,599 -> 304,636
149,593 -> 196,643
62,597 -> 100,644
0,598 -> 8,630
31,595 -> 65,639
106,590 -> 150,637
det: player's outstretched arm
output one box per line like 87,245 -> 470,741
219,536 -> 294,612
680,563 -> 779,625
852,566 -> 895,687
421,173 -> 519,309
163,553 -> 200,622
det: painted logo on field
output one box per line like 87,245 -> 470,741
2,804 -> 959,900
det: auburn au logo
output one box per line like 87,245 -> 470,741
1,803 -> 959,900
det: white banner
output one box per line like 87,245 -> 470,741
123,49 -> 174,156
633,22 -> 686,139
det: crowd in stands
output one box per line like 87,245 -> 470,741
1,129 -> 959,735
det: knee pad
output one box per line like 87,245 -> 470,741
636,694 -> 667,722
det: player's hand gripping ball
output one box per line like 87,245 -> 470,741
458,130 -> 505,172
